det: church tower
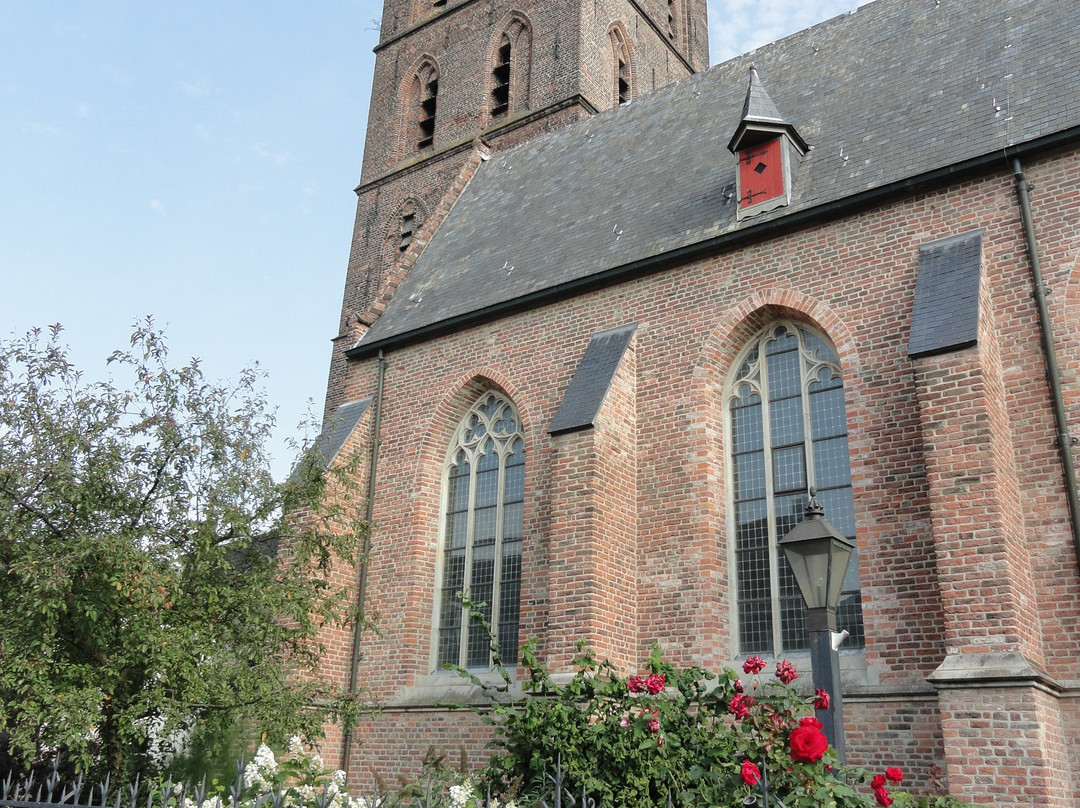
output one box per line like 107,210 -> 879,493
325,0 -> 709,412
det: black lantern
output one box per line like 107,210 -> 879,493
779,487 -> 853,762
779,488 -> 855,620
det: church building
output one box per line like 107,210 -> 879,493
310,0 -> 1080,804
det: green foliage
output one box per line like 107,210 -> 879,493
0,322 -> 371,781
453,634 -> 969,808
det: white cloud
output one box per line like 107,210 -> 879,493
178,80 -> 213,99
252,142 -> 291,165
24,121 -> 61,137
708,0 -> 861,63
103,64 -> 131,86
150,199 -> 164,211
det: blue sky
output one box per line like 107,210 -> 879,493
1,0 -> 858,480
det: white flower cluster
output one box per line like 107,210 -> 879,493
220,741 -> 522,808
243,744 -> 279,791
445,780 -> 517,808
449,781 -> 474,808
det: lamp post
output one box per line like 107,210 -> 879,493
779,487 -> 854,763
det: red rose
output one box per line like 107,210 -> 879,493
871,774 -> 886,790
627,675 -> 646,693
733,678 -> 744,693
814,688 -> 830,710
740,760 -> 761,786
789,724 -> 828,763
885,767 -> 903,783
648,715 -> 660,733
874,787 -> 893,807
645,673 -> 666,694
799,715 -> 823,730
729,693 -> 754,720
743,655 -> 766,675
775,659 -> 798,685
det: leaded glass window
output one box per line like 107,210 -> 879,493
727,322 -> 864,655
436,392 -> 524,670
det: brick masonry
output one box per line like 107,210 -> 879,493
325,0 -> 706,419
313,149 -> 1080,806
311,0 -> 1080,804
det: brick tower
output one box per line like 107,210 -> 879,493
325,0 -> 709,413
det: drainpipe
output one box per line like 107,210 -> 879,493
1011,157 -> 1080,573
341,350 -> 387,774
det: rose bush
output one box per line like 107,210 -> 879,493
451,639 -> 975,808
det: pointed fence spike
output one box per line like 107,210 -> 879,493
72,774 -> 87,806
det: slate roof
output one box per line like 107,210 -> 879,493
352,0 -> 1080,354
548,323 -> 637,434
908,230 -> 982,358
287,398 -> 371,482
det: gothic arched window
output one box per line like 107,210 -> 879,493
609,26 -> 632,105
491,33 -> 512,116
487,15 -> 531,121
726,321 -> 864,655
435,392 -> 525,669
408,60 -> 439,150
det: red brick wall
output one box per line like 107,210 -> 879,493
316,144 -> 1080,804
325,0 -> 708,419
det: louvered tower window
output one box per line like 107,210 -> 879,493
667,0 -> 675,39
727,322 -> 865,655
399,211 -> 415,252
609,27 -> 632,105
491,35 -> 511,116
436,392 -> 525,669
416,73 -> 438,149
617,55 -> 630,104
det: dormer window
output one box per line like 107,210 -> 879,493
738,137 -> 784,208
726,66 -> 808,220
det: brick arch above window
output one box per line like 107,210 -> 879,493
398,56 -> 440,158
704,290 -> 861,382
382,197 -> 429,264
483,12 -> 533,125
607,23 -> 635,106
411,371 -> 533,535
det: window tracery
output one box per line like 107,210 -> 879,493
726,321 -> 864,655
435,392 -> 525,669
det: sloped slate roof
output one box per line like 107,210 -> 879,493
908,230 -> 983,358
354,0 -> 1079,353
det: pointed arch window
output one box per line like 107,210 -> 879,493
486,16 -> 531,121
609,26 -> 632,105
409,62 -> 439,150
436,392 -> 525,670
491,34 -> 512,116
727,322 -> 864,655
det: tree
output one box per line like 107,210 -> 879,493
0,322 -> 369,780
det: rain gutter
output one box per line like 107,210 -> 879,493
1010,158 -> 1080,573
341,350 -> 387,774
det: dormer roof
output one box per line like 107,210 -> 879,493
727,66 -> 808,154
